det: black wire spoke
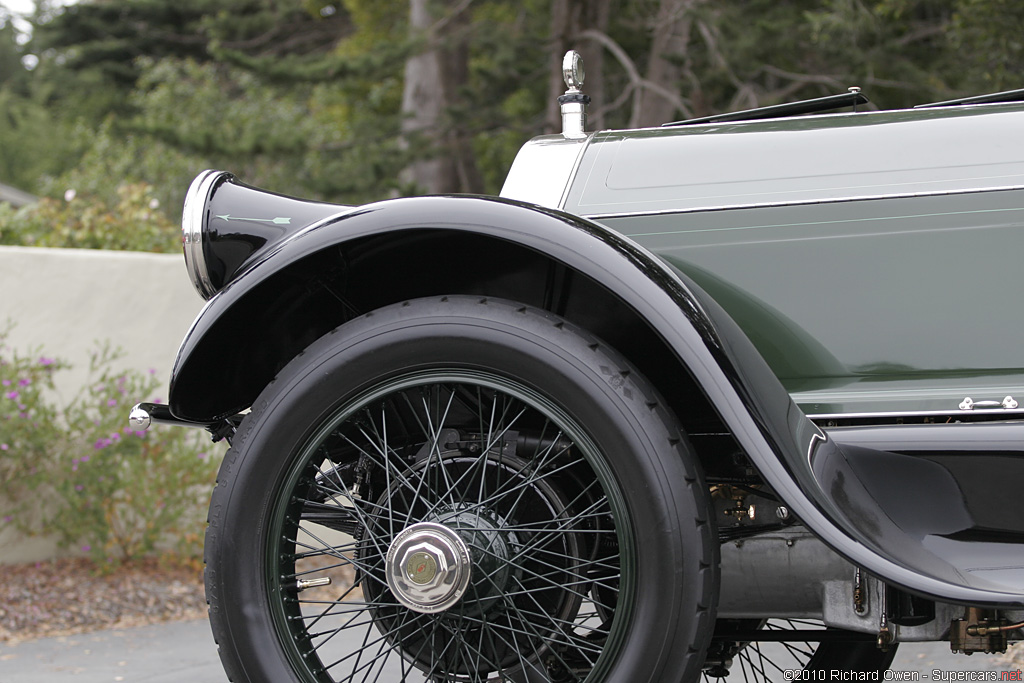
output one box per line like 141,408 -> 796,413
273,379 -> 628,682
499,603 -> 608,645
286,535 -> 390,593
304,589 -> 398,649
421,407 -> 533,520
777,639 -> 815,663
504,496 -> 611,566
419,385 -> 463,506
764,619 -> 817,663
734,639 -> 799,683
432,617 -> 505,678
444,447 -> 582,527
374,405 -> 398,538
501,583 -> 593,676
291,599 -> 399,616
474,541 -> 599,600
335,427 -> 424,517
457,580 -> 599,660
287,557 -> 355,580
477,549 -> 618,612
320,606 -> 429,675
736,646 -> 773,682
527,545 -> 620,575
420,621 -> 464,682
293,580 -> 368,613
480,432 -> 571,517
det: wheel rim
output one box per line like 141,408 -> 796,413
265,370 -> 635,682
703,619 -> 893,682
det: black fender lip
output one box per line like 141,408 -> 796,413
168,193 -> 1023,606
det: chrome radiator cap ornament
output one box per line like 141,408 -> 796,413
563,50 -> 585,91
559,50 -> 590,139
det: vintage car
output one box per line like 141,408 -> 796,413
130,52 -> 1024,682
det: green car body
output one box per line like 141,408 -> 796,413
507,103 -> 1024,418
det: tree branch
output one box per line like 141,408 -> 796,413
578,28 -> 692,125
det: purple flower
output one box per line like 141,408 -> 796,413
2,515 -> 11,523
197,452 -> 207,460
5,391 -> 18,400
1,379 -> 9,386
74,485 -> 84,491
38,357 -> 54,367
93,439 -> 106,450
81,545 -> 90,553
110,433 -> 120,442
0,443 -> 7,451
18,378 -> 30,387
106,399 -> 117,407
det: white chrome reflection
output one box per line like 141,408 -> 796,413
500,135 -> 590,210
182,170 -> 229,300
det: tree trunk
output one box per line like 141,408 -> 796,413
400,0 -> 482,194
636,0 -> 697,127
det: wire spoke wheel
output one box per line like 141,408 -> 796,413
271,374 -> 626,682
204,297 -> 716,683
703,619 -> 897,682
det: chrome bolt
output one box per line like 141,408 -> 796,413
128,404 -> 152,431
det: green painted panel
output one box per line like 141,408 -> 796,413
599,190 -> 1024,415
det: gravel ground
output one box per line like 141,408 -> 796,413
0,557 -> 207,644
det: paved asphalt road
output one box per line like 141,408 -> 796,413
0,618 -> 1019,682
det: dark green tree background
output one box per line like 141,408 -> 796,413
0,0 -> 1022,210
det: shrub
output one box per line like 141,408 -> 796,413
0,331 -> 223,564
0,183 -> 180,253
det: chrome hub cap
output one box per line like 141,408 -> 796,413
386,521 -> 472,613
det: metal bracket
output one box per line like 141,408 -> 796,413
959,396 -> 1018,411
951,608 -> 1009,654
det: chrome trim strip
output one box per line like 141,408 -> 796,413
808,407 -> 1024,421
182,170 -> 229,300
581,184 -> 1024,221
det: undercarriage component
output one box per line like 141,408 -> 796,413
719,526 -> 966,643
950,608 -> 1024,654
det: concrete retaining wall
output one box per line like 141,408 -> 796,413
0,246 -> 203,563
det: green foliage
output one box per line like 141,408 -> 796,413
951,0 -> 1024,89
0,333 -> 223,563
0,88 -> 74,191
0,332 -> 66,500
0,182 -> 179,253
5,0 -> 1024,205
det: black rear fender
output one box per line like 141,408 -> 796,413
170,194 -> 1023,607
